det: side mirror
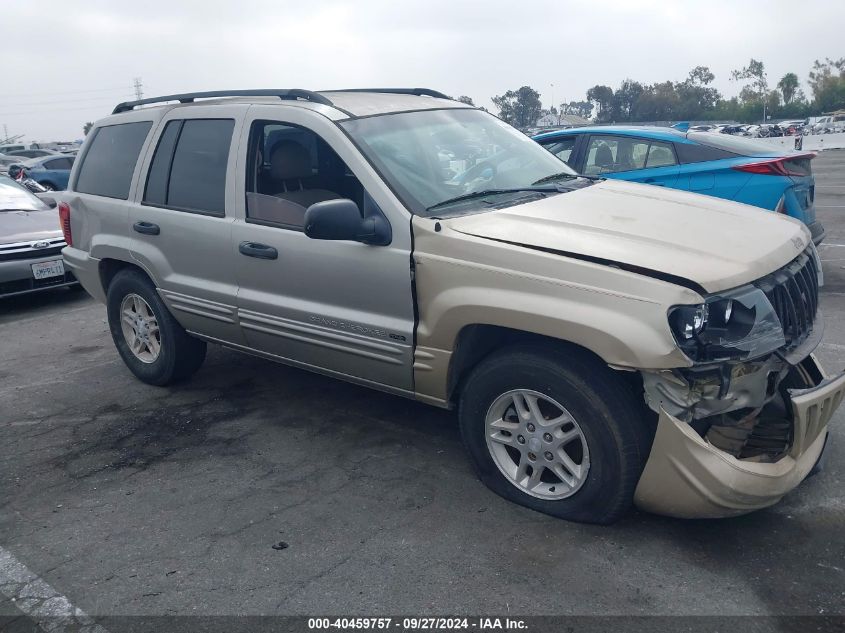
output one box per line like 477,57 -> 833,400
304,199 -> 391,246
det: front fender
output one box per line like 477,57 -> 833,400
411,218 -> 698,403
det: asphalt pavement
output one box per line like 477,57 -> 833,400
1,151 -> 844,624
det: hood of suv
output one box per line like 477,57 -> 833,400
0,208 -> 63,244
445,179 -> 809,293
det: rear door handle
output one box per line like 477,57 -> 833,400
133,221 -> 160,235
643,179 -> 666,186
239,241 -> 278,260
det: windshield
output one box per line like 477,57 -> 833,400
342,108 -> 578,216
0,175 -> 49,211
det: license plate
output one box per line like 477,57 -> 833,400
31,259 -> 64,280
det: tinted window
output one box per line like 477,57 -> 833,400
674,141 -> 738,164
45,157 -> 74,170
685,132 -> 773,156
75,121 -> 152,199
165,119 -> 233,214
584,135 -> 650,175
143,121 -> 181,206
541,137 -> 577,164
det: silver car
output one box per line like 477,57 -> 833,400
0,175 -> 78,297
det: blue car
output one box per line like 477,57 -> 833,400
15,154 -> 75,191
533,126 -> 823,244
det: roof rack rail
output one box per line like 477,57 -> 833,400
112,89 -> 333,114
326,88 -> 452,100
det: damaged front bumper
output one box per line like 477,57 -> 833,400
635,355 -> 845,518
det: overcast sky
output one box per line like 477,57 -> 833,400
2,0 -> 843,142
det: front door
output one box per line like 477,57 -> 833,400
231,106 -> 415,393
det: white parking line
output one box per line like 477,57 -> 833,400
0,546 -> 109,632
819,243 -> 845,248
815,205 -> 845,208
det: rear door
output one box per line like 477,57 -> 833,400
230,105 -> 415,394
128,105 -> 247,345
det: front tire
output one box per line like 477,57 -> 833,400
106,269 -> 206,385
458,344 -> 653,524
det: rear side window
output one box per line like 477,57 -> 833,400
75,122 -> 152,199
44,157 -> 74,170
143,119 -> 234,215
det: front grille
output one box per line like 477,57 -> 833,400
755,247 -> 819,350
0,238 -> 66,262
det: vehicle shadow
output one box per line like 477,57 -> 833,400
0,286 -> 90,320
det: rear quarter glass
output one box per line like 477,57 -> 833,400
75,121 -> 153,199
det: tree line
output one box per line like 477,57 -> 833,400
489,57 -> 845,129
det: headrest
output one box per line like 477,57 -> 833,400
270,140 -> 312,180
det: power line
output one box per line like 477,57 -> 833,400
0,94 -> 136,108
0,86 -> 132,99
0,103 -> 128,117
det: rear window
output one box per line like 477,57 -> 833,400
75,122 -> 152,199
143,118 -> 234,215
686,132 -> 776,156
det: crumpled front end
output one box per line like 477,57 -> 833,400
635,355 -> 845,518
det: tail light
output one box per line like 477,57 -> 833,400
732,153 -> 815,177
58,202 -> 73,246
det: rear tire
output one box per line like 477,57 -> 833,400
458,343 -> 653,524
106,269 -> 206,385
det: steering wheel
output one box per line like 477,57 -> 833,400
456,159 -> 498,192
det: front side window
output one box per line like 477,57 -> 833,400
341,108 -> 577,216
143,118 -> 234,215
75,121 -> 152,199
583,136 -> 650,175
540,137 -> 577,165
244,120 -> 364,230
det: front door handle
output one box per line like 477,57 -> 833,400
642,179 -> 666,186
133,221 -> 160,235
239,241 -> 278,260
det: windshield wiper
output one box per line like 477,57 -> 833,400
426,187 -> 557,212
532,172 -> 593,185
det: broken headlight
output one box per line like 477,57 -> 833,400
669,286 -> 786,362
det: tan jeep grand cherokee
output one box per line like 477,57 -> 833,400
60,89 -> 844,524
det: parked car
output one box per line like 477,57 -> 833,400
777,120 -> 806,136
13,154 -> 75,190
0,175 -> 78,297
59,88 -> 842,524
0,154 -> 22,175
7,148 -> 61,159
533,126 -> 824,244
0,144 -> 26,154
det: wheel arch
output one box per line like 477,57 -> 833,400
99,258 -> 152,297
445,324 -> 642,407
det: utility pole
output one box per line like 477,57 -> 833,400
133,77 -> 144,101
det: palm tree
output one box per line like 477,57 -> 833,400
777,73 -> 799,105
